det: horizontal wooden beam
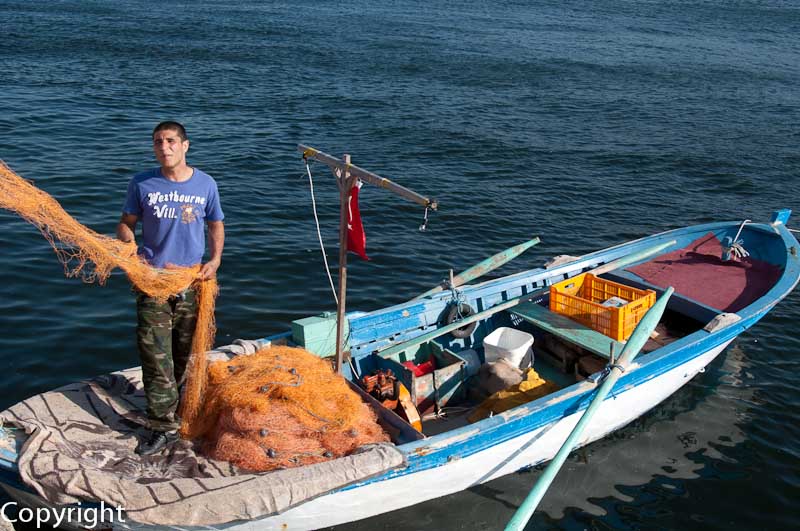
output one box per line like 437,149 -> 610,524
299,144 -> 437,210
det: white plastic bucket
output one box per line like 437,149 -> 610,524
483,327 -> 534,368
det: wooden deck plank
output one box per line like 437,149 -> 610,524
510,302 -> 624,358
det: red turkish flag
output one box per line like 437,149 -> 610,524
347,180 -> 369,260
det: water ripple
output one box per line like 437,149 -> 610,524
1,1 -> 799,529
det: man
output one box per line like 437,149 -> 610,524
117,121 -> 224,455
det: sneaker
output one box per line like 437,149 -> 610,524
135,430 -> 179,456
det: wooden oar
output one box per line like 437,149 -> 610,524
588,239 -> 675,276
504,287 -> 674,531
413,237 -> 541,300
380,240 -> 676,360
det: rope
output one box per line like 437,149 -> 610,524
348,358 -> 361,379
607,363 -> 625,374
730,219 -> 751,260
730,242 -> 750,260
732,219 -> 751,243
304,161 -> 338,306
419,206 -> 429,232
596,363 -> 625,382
448,280 -> 466,309
722,219 -> 751,261
589,362 -> 626,384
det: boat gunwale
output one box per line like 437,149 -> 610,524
346,219 -> 795,361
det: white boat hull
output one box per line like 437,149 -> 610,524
165,341 -> 729,531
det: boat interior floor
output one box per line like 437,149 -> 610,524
408,307 -> 702,439
420,407 -> 475,437
641,309 -> 699,352
417,356 -> 577,437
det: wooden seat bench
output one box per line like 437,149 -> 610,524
603,270 -> 722,323
509,302 -> 625,360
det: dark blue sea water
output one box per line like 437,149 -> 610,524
1,1 -> 799,529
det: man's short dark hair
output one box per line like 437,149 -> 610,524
153,121 -> 188,141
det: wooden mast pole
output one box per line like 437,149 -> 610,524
299,144 -> 437,374
334,154 -> 353,374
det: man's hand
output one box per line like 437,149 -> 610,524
199,258 -> 221,280
117,213 -> 138,244
202,220 -> 225,281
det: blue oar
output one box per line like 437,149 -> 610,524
505,286 -> 674,531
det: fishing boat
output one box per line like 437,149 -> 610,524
0,210 -> 797,530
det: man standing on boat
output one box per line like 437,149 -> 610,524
117,121 -> 225,456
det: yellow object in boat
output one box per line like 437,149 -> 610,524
468,369 -> 559,423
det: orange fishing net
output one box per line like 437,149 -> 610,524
198,346 -> 389,471
1,162 -> 389,468
0,161 -> 214,434
179,279 -> 217,433
0,162 -> 201,300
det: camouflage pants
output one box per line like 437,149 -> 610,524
136,288 -> 198,432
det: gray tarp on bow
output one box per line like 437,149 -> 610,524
0,340 -> 405,526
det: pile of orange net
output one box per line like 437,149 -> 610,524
197,346 -> 389,471
0,162 -> 389,469
0,161 -> 213,435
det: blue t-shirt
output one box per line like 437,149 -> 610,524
123,167 -> 224,268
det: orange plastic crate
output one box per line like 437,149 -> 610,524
549,273 -> 656,341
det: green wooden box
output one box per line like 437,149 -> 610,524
291,312 -> 349,358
